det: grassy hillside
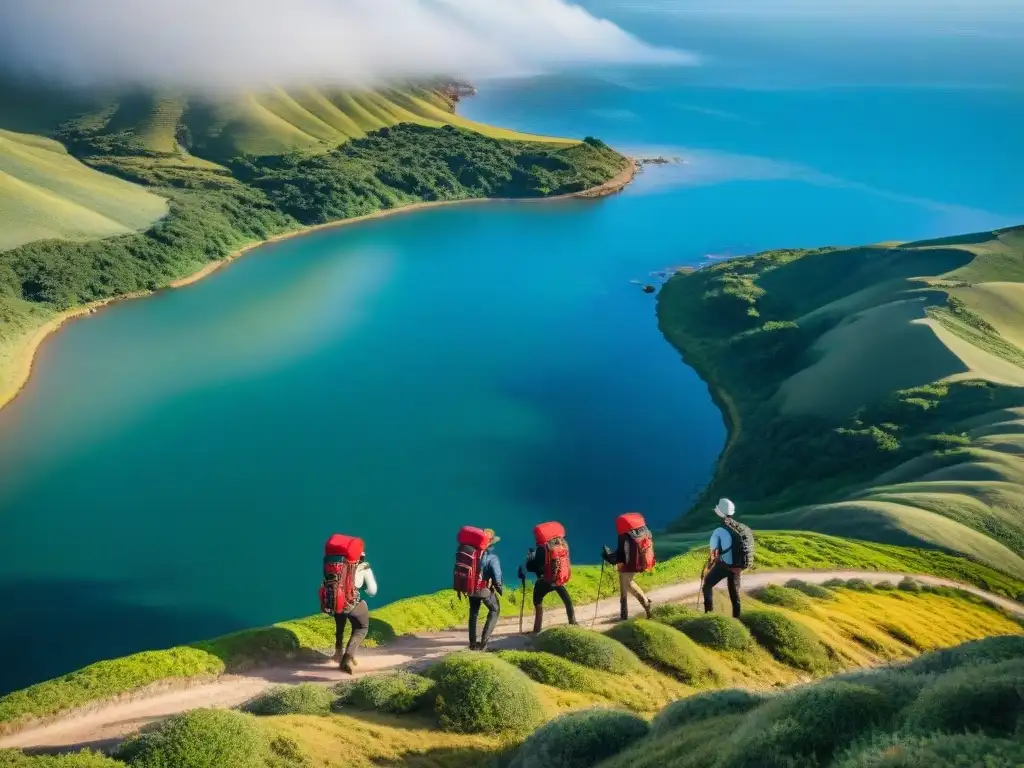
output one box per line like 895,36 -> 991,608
2,583 -> 1020,766
0,128 -> 166,250
0,77 -> 626,406
658,226 -> 1024,578
2,531 -> 1019,731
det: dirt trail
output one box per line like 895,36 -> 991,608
2,569 -> 1020,754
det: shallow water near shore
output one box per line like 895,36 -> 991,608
1,12 -> 1023,694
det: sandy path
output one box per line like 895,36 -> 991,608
2,568 -> 1019,754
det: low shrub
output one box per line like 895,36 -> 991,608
750,585 -> 812,611
429,652 -> 544,735
117,709 -> 277,768
533,626 -> 641,675
650,604 -> 700,625
897,577 -> 922,593
833,669 -> 932,711
740,610 -> 830,674
336,671 -> 435,714
676,615 -> 753,651
720,682 -> 898,768
607,620 -> 717,684
243,683 -> 335,716
495,651 -> 592,692
650,689 -> 766,735
509,708 -> 648,768
785,579 -> 834,600
845,578 -> 875,592
834,732 -> 1024,767
823,578 -> 846,589
903,634 -> 1024,674
0,752 -> 124,767
903,658 -> 1024,737
874,580 -> 896,591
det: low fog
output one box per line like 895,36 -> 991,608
0,0 -> 692,90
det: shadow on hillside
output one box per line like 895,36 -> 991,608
371,743 -> 501,767
0,577 -> 248,696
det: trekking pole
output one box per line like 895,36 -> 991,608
696,560 -> 709,610
519,571 -> 527,634
591,560 -> 606,628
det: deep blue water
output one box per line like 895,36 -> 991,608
0,4 -> 1022,692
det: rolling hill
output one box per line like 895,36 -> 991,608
658,225 -> 1024,579
0,128 -> 167,250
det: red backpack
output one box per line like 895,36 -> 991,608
453,526 -> 490,598
534,521 -> 571,587
319,534 -> 362,615
616,512 -> 656,573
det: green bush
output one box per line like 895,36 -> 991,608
335,671 -> 435,714
874,580 -> 896,591
243,683 -> 335,716
650,604 -> 700,625
0,752 -> 124,767
429,652 -> 544,735
675,615 -> 753,651
496,651 -> 592,692
784,579 -> 834,600
845,579 -> 875,592
117,709 -> 277,768
823,578 -> 846,589
897,577 -> 922,593
833,669 -> 932,711
903,658 -> 1024,737
607,620 -> 717,684
650,689 -> 766,735
750,585 -> 812,611
533,626 -> 641,675
720,682 -> 898,768
509,708 -> 648,768
834,733 -> 1024,767
740,610 -> 830,674
904,634 -> 1024,674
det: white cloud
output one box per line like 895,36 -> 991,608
0,0 -> 692,90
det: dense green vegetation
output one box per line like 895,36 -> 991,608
650,689 -> 766,734
739,610 -> 832,674
335,671 -> 436,715
673,614 -> 754,651
606,620 -> 718,684
534,626 -> 643,675
243,683 -> 335,716
658,226 -> 1024,579
508,708 -> 649,768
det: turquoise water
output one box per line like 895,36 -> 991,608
1,9 -> 1023,693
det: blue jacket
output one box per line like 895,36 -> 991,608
480,549 -> 503,592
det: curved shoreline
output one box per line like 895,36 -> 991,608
0,157 -> 637,414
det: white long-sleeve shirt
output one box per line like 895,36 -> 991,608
355,563 -> 378,598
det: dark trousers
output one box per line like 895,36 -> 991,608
469,588 -> 500,646
334,600 -> 370,658
703,561 -> 742,618
533,580 -> 576,624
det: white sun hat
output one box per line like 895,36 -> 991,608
714,498 -> 736,518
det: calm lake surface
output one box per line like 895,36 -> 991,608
0,4 -> 1022,692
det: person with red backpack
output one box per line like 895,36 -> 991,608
703,498 -> 755,618
320,534 -> 378,674
602,512 -> 656,621
453,527 -> 504,651
519,521 -> 576,633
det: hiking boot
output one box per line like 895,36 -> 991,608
340,654 -> 355,674
644,599 -> 654,620
469,641 -> 478,651
332,648 -> 343,664
619,600 -> 629,622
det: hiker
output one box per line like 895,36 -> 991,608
454,526 -> 504,650
703,498 -> 755,618
320,534 -> 378,674
602,512 -> 656,621
519,521 -> 576,633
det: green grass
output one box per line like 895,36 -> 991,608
650,689 -> 766,734
0,752 -> 124,767
243,683 -> 336,716
607,620 -> 719,684
508,708 -> 648,768
428,652 -> 545,736
534,626 -> 643,675
674,615 -> 754,651
739,610 -> 832,674
335,671 -> 436,715
658,225 -> 1024,580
